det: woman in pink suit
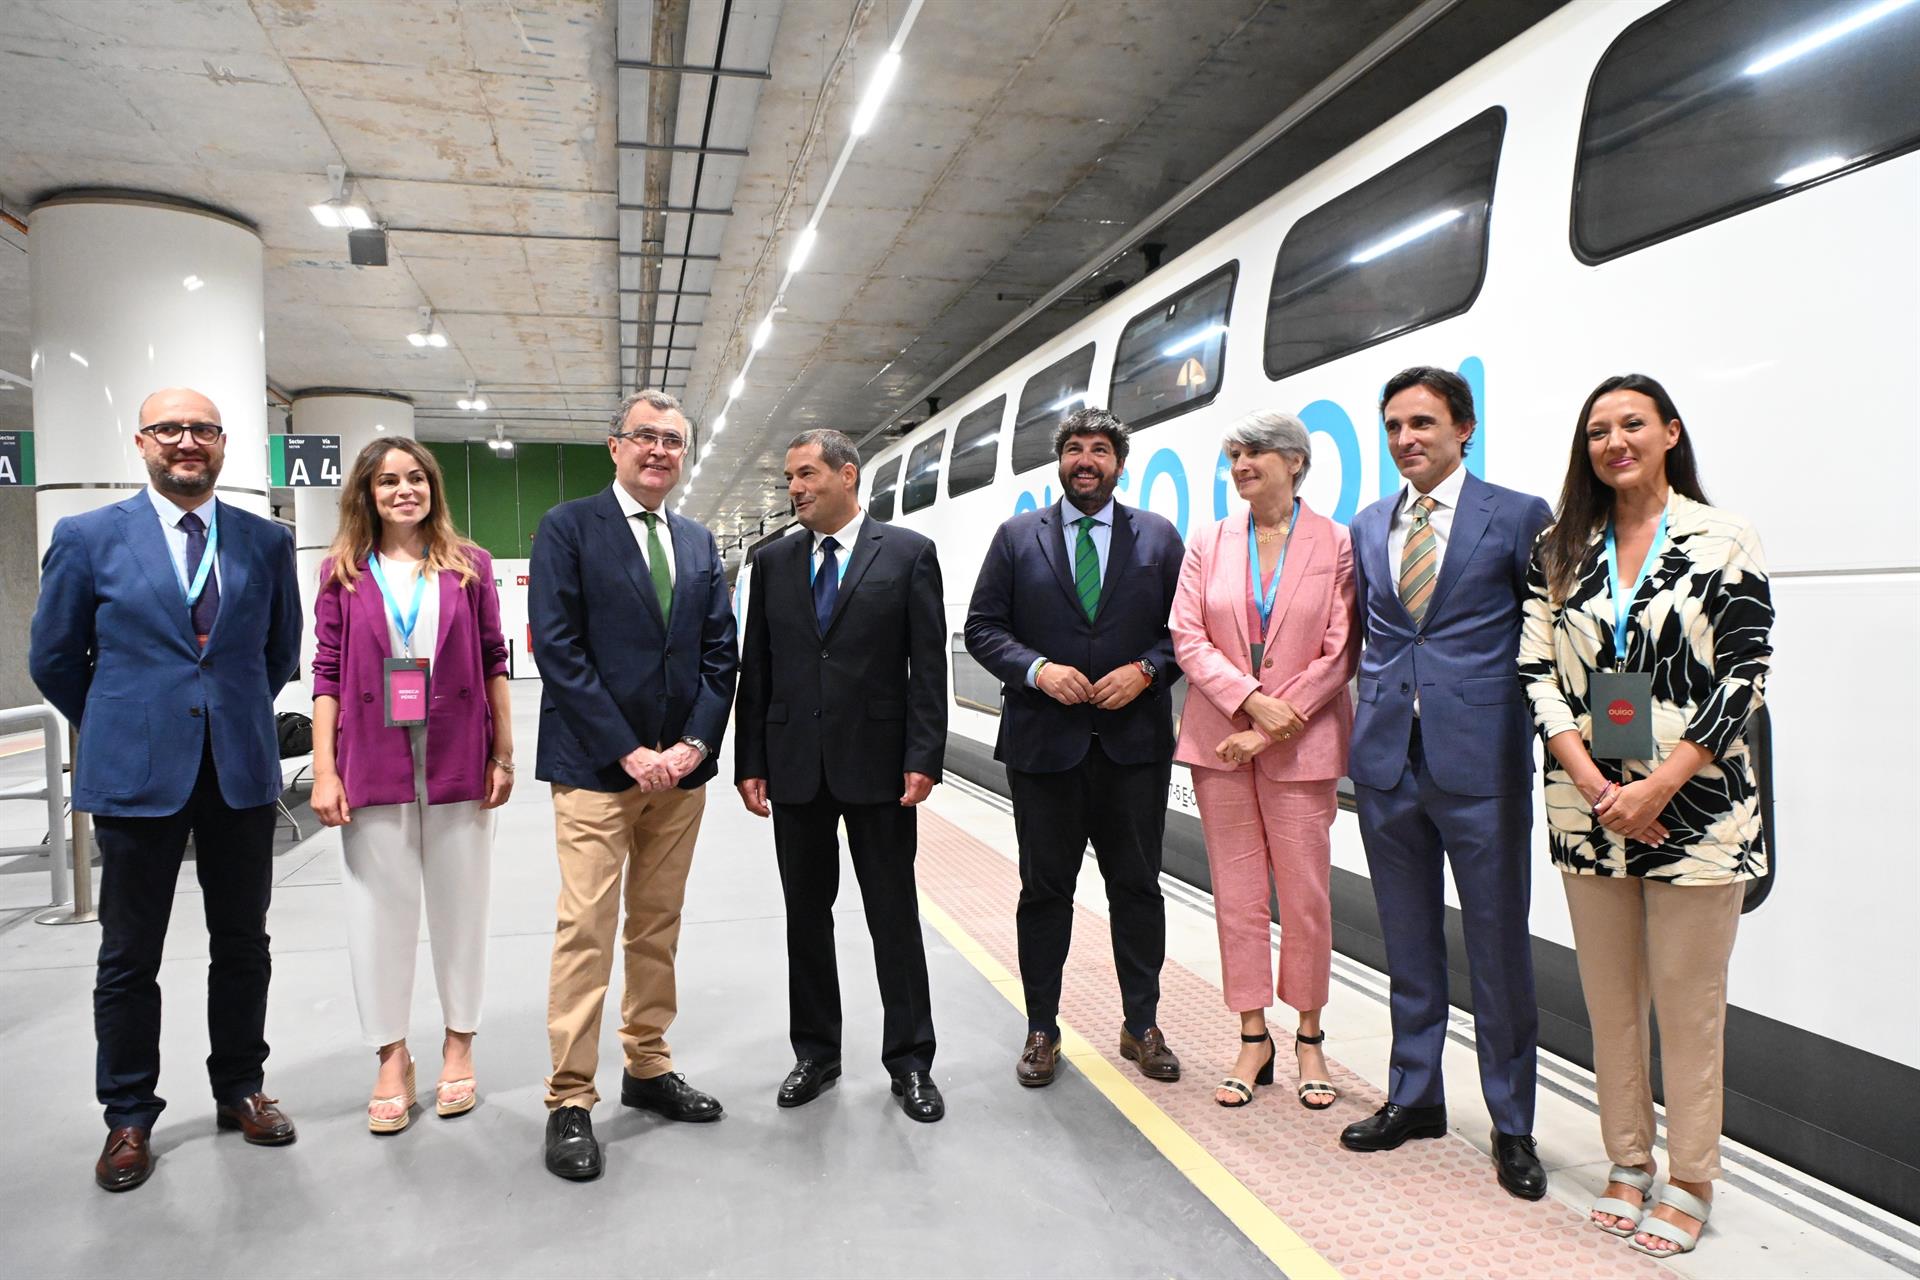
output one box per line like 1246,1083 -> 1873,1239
309,438 -> 513,1133
1170,410 -> 1359,1109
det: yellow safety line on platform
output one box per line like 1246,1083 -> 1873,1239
917,892 -> 1342,1280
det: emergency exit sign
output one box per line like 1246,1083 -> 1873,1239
0,431 -> 32,486
269,434 -> 342,486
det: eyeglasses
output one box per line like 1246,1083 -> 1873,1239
612,428 -> 687,452
142,422 -> 224,446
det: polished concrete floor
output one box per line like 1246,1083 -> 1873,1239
0,683 -> 1276,1280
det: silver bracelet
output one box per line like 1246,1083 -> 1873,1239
489,756 -> 516,773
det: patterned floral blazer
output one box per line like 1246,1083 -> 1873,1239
1518,494 -> 1773,883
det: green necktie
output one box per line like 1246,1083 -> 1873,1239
641,511 -> 672,625
1073,515 -> 1101,619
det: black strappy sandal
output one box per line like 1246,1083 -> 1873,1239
1216,1031 -> 1276,1108
1294,1028 -> 1339,1110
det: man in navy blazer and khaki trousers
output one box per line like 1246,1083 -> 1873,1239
530,389 -> 738,1181
1338,367 -> 1553,1201
30,387 -> 303,1192
964,407 -> 1186,1088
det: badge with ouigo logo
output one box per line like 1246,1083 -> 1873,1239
1589,672 -> 1654,760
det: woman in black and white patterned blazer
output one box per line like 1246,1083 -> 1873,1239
1518,373 -> 1773,1261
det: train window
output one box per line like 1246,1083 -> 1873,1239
1108,263 -> 1237,430
1264,107 -> 1504,380
950,635 -> 1002,716
1010,343 -> 1097,476
1574,0 -> 1920,262
947,397 -> 1005,498
900,431 -> 946,514
868,455 -> 901,523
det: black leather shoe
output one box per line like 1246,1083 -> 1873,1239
621,1070 -> 723,1122
544,1105 -> 601,1181
1340,1101 -> 1448,1152
1493,1129 -> 1547,1200
891,1070 -> 944,1123
777,1058 -> 842,1109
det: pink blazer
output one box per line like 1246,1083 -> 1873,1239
310,549 -> 509,808
1170,503 -> 1359,782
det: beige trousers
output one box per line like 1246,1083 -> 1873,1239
1561,872 -> 1744,1182
545,782 -> 705,1109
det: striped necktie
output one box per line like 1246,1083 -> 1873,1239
1073,516 -> 1101,619
1398,495 -> 1440,624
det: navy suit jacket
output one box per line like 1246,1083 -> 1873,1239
29,493 -> 302,817
1348,470 -> 1552,797
530,487 -> 738,792
963,500 -> 1183,774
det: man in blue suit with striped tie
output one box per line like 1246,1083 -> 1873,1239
31,387 -> 303,1192
1338,367 -> 1552,1201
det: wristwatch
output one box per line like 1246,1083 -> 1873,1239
678,736 -> 711,760
1135,658 -> 1158,685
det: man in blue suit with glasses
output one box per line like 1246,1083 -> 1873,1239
30,386 -> 303,1193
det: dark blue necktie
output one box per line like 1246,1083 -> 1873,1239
813,535 -> 839,633
179,509 -> 220,643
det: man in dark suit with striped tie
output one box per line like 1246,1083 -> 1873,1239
735,429 -> 949,1122
1339,366 -> 1553,1201
30,387 -> 303,1192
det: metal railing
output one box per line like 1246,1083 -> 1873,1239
0,704 -> 93,925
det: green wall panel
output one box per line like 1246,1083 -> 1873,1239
515,443 -> 561,557
467,445 -> 521,559
561,443 -> 615,503
426,441 -> 471,538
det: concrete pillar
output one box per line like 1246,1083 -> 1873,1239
289,391 -> 415,698
28,195 -> 269,554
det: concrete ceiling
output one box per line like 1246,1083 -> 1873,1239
0,0 -> 1558,549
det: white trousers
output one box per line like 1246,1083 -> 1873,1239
339,730 -> 494,1047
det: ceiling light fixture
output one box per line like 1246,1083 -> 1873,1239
728,376 -> 745,400
310,163 -> 374,230
408,306 -> 449,348
485,424 -> 513,455
751,315 -> 775,350
182,275 -> 205,292
789,224 -> 818,272
711,414 -> 727,435
456,380 -> 489,412
850,51 -> 902,137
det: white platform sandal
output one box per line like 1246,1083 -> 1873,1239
1629,1182 -> 1712,1256
1590,1163 -> 1655,1236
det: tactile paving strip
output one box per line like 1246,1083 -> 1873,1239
915,809 -> 1667,1280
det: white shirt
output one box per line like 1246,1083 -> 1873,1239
1386,460 -> 1468,577
371,555 -> 439,668
145,486 -> 221,596
810,509 -> 864,586
1385,461 -> 1468,716
1056,496 -> 1115,583
612,482 -> 676,585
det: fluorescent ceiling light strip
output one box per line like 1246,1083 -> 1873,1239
1744,0 -> 1917,76
850,51 -> 901,137
789,224 -> 818,272
1349,207 -> 1462,264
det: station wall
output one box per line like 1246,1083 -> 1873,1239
424,440 -> 614,560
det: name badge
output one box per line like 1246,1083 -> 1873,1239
1589,671 -> 1654,760
383,657 -> 431,728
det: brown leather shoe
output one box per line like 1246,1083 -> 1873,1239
1015,1031 -> 1059,1088
215,1093 -> 297,1145
95,1126 -> 154,1192
1119,1026 -> 1181,1081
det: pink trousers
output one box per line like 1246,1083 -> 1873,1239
1192,768 -> 1337,1013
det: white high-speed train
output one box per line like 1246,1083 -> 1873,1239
750,0 -> 1920,1217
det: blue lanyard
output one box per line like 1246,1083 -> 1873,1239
1603,510 -> 1668,663
182,506 -> 218,608
1247,500 -> 1300,636
367,554 -> 428,657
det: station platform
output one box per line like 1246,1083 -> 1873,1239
1,681 -> 1914,1279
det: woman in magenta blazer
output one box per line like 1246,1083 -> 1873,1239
309,437 -> 512,1133
1170,410 -> 1359,1110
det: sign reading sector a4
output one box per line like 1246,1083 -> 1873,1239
270,434 -> 343,487
0,431 -> 32,486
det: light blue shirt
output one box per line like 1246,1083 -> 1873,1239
809,509 -> 863,587
145,486 -> 221,596
1026,497 -> 1116,687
